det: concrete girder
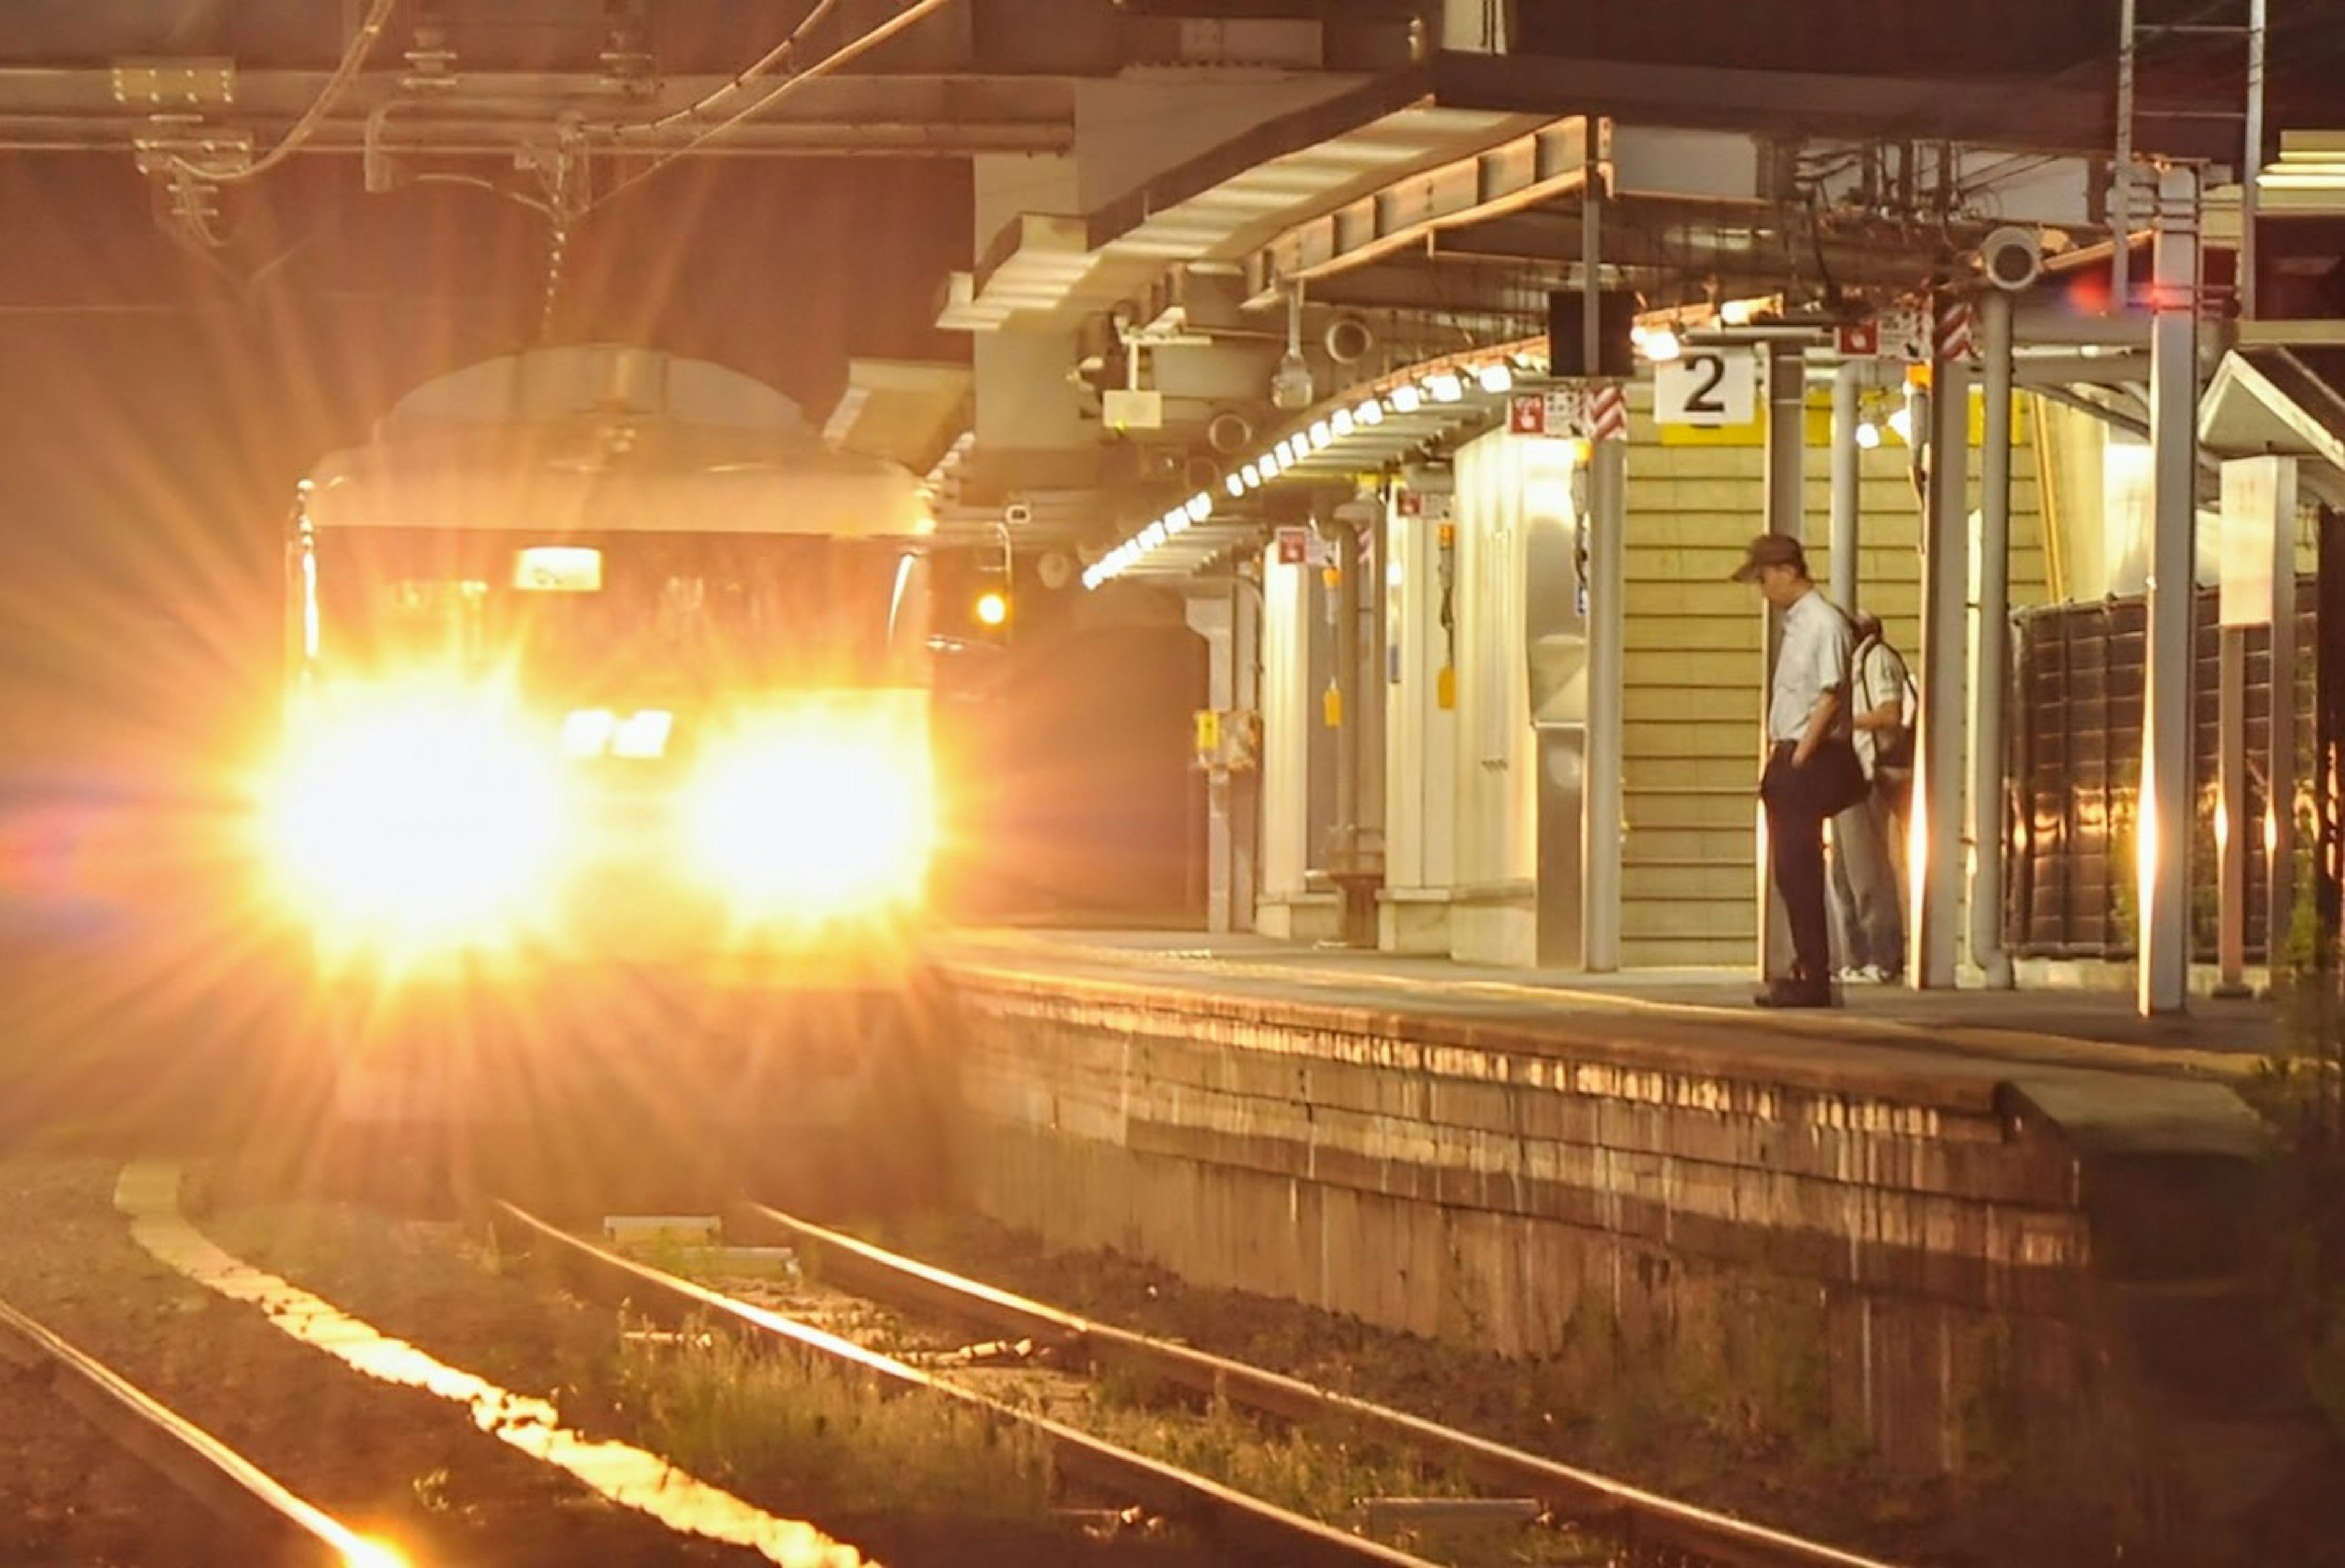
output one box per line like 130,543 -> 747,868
1238,115 -> 1594,306
1240,118 -> 2126,304
1433,49 -> 2236,162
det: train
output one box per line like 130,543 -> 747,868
255,344 -> 943,1202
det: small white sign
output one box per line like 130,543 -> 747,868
1878,304 -> 1931,363
1652,349 -> 1756,427
2219,455 -> 2292,628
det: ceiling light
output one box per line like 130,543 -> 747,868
1477,362 -> 1513,394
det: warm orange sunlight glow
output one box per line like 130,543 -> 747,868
340,1538 -> 411,1568
262,684 -> 564,948
688,702 -> 933,921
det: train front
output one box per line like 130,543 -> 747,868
254,357 -> 942,1198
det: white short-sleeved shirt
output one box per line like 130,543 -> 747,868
1769,589 -> 1853,744
1850,636 -> 1911,774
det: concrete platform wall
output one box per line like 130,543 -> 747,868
921,960 -> 2328,1544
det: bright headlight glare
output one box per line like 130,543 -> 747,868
264,689 -> 562,946
688,705 -> 933,920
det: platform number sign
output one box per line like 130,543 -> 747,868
1653,348 -> 1756,428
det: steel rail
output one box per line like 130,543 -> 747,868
0,1295 -> 387,1567
738,1202 -> 1905,1568
492,1200 -> 1441,1568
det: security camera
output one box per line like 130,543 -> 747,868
1980,227 -> 2043,292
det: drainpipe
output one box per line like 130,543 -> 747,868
1829,358 -> 1866,612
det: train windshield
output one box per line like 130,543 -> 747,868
306,527 -> 929,696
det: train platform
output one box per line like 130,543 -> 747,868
929,924 -> 2285,1149
922,921 -> 2324,1545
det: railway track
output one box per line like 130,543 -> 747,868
727,1203 -> 1902,1568
0,1293 -> 396,1568
499,1199 -> 1905,1568
498,1199 -> 1447,1567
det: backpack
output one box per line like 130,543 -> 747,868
1860,639 -> 1916,779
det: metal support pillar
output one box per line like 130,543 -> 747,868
1913,325 -> 1971,990
1759,341 -> 1807,977
1586,430 -> 1627,971
2139,163 -> 2203,1017
1233,573 -> 1262,933
1829,358 -> 1866,612
1580,157 -> 1624,972
2218,628 -> 2249,992
1363,494 -> 1389,854
2242,0 -> 2267,319
2268,457 -> 2299,987
1325,504 -> 1373,946
1969,290 -> 2016,988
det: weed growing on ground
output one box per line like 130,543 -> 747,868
614,1312 -> 1053,1522
2259,960 -> 2345,1434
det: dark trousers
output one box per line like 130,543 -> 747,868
1761,742 -> 1831,983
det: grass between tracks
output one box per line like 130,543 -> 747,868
627,1246 -> 1615,1568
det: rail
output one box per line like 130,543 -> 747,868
737,1202 -> 1905,1568
0,1294 -> 393,1567
493,1199 -> 1444,1568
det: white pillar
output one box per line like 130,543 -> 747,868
1383,488 -> 1457,952
1184,593 -> 1235,932
1914,318 -> 1971,991
1969,290 -> 2016,988
2139,164 -> 2203,1017
1256,545 -> 1314,935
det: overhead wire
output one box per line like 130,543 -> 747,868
584,0 -> 964,219
171,0 -> 398,182
618,0 -> 848,139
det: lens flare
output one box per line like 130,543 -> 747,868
262,685 -> 563,949
688,700 -> 934,922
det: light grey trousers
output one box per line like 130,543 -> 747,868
1828,792 -> 1904,975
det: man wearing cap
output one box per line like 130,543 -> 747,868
1732,533 -> 1861,1008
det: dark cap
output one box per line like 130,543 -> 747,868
1729,533 -> 1807,583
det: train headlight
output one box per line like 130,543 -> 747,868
687,710 -> 933,920
263,690 -> 564,946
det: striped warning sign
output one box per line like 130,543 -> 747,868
1934,299 -> 1975,363
1587,383 -> 1628,443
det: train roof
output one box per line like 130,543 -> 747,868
303,345 -> 933,539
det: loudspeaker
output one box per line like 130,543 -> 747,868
1548,291 -> 1637,378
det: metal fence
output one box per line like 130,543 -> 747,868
2007,581 -> 2318,962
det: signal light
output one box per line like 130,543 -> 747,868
974,588 -> 1009,628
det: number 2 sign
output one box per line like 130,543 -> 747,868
1653,349 -> 1756,428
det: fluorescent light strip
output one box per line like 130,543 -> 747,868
1086,346 -> 1538,589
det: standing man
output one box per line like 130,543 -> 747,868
1830,611 -> 1914,982
1733,534 -> 1861,1008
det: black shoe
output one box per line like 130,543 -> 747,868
1754,976 -> 1838,1009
